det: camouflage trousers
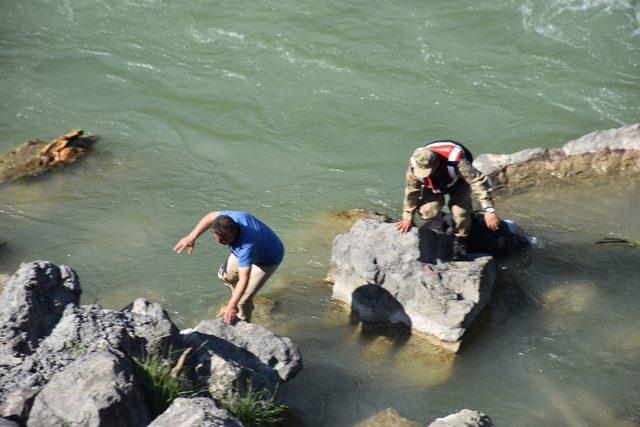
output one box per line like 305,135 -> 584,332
416,183 -> 472,237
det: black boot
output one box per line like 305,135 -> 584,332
452,236 -> 471,261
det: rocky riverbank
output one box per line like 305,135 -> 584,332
0,261 -> 302,426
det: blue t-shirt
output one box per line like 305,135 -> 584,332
218,211 -> 285,268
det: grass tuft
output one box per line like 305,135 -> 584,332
133,350 -> 197,417
220,384 -> 287,427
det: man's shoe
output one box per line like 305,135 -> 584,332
452,237 -> 471,261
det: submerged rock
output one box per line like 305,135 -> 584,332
0,130 -> 97,184
331,220 -> 496,352
149,397 -> 241,427
428,409 -> 495,426
356,407 -> 421,427
473,123 -> 640,193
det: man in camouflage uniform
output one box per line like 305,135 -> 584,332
396,140 -> 500,260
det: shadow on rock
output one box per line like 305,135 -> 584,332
349,284 -> 412,351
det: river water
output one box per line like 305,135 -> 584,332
1,0 -> 639,425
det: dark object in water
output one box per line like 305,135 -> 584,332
595,237 -> 639,247
0,129 -> 98,183
419,212 -> 532,261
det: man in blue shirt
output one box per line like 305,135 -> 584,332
173,211 -> 284,324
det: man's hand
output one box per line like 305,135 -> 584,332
396,219 -> 413,234
217,304 -> 238,325
173,236 -> 196,254
484,212 -> 500,231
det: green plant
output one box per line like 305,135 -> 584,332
220,384 -> 287,427
133,350 -> 197,417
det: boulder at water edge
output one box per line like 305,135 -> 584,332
149,397 -> 241,427
330,220 -> 496,352
428,409 -> 495,426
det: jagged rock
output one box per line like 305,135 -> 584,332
0,261 -> 81,360
27,350 -> 150,427
331,220 -> 496,352
0,387 -> 38,422
149,397 -> 241,427
0,130 -> 97,184
356,407 -> 421,426
0,261 -> 302,425
428,409 -> 494,426
122,298 -> 181,356
180,319 -> 302,397
473,123 -> 640,192
189,319 -> 302,381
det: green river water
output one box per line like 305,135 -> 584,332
1,0 -> 639,425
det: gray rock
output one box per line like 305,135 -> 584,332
0,387 -> 38,421
180,319 -> 302,398
562,123 -> 640,155
0,261 -> 81,359
188,319 -> 302,382
122,298 -> 181,356
331,220 -> 496,352
27,350 -> 150,427
149,397 -> 242,427
428,409 -> 494,426
473,147 -> 546,176
0,417 -> 19,427
0,301 -> 180,420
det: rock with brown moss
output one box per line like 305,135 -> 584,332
0,130 -> 97,183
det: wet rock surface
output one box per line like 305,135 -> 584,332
331,220 -> 496,352
0,261 -> 302,426
473,123 -> 640,193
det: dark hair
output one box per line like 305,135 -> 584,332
211,215 -> 239,235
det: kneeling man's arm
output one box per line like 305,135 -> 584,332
219,266 -> 250,324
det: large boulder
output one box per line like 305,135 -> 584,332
180,319 -> 302,398
149,397 -> 241,427
0,261 -> 81,361
330,220 -> 496,352
473,123 -> 640,192
27,350 -> 150,427
428,409 -> 494,427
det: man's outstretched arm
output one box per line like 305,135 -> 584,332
173,211 -> 221,254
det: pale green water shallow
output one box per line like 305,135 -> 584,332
1,0 -> 639,425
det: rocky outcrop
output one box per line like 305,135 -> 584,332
28,350 -> 150,427
0,261 -> 302,425
473,123 -> 640,192
149,398 -> 241,427
0,130 -> 97,184
181,319 -> 302,399
330,220 -> 496,352
428,409 -> 494,426
0,261 -> 81,361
